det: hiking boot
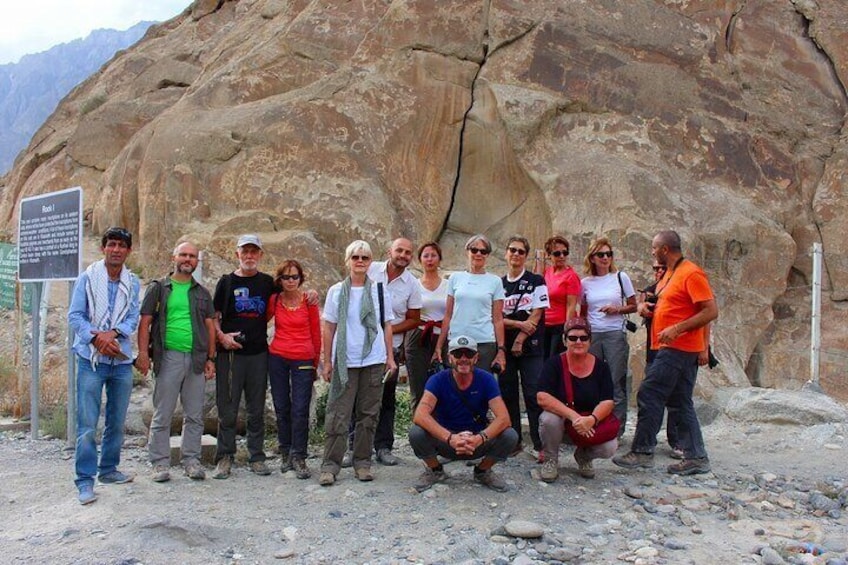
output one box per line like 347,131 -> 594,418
292,457 -> 311,480
77,484 -> 97,505
473,467 -> 508,492
341,450 -> 353,468
212,457 -> 232,479
151,464 -> 171,483
375,448 -> 399,466
540,458 -> 559,483
669,446 -> 685,460
355,467 -> 374,482
612,451 -> 654,469
318,471 -> 335,486
414,466 -> 447,492
184,462 -> 206,480
667,457 -> 711,476
279,453 -> 293,473
98,470 -> 134,484
250,461 -> 272,476
574,449 -> 595,479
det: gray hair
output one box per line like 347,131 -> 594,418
465,233 -> 492,254
345,240 -> 373,262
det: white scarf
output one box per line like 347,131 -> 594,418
84,259 -> 133,368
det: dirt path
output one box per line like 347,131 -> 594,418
1,415 -> 846,565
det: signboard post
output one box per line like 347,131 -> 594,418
17,187 -> 83,440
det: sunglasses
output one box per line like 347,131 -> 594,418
565,334 -> 590,342
550,250 -> 569,257
507,246 -> 527,256
350,255 -> 372,262
451,348 -> 477,359
593,251 -> 614,259
278,274 -> 301,281
652,266 -> 666,272
468,247 -> 490,256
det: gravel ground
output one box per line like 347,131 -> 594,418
1,415 -> 846,565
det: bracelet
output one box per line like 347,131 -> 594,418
497,345 -> 506,352
207,356 -> 217,363
446,433 -> 453,444
479,431 -> 489,443
590,414 -> 599,426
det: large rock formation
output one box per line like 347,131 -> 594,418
1,0 -> 846,400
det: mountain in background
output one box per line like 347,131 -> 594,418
0,22 -> 155,174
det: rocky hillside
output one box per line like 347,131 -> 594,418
0,0 -> 846,400
0,22 -> 155,174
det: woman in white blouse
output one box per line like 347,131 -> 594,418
404,241 -> 448,409
580,237 -> 636,434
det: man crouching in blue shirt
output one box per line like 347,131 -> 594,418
68,227 -> 140,505
409,335 -> 518,492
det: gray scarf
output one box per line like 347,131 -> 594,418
330,276 -> 379,402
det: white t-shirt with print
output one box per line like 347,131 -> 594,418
581,272 -> 636,333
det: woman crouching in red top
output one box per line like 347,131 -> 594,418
268,259 -> 321,479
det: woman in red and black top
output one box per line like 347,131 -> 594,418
268,259 -> 321,479
539,235 -> 581,359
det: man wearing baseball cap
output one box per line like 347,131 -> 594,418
211,234 -> 276,478
408,335 -> 518,492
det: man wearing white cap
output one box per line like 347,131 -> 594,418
211,234 -> 276,478
408,335 -> 518,492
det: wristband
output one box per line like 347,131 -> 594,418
497,345 -> 506,352
446,433 -> 453,444
590,414 -> 599,426
478,431 -> 489,443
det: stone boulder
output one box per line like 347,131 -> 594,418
724,387 -> 848,425
2,0 -> 848,402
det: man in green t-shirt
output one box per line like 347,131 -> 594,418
137,241 -> 217,482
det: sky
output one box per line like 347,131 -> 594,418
0,0 -> 191,65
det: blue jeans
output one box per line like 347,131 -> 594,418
631,348 -> 708,459
75,357 -> 134,488
269,355 -> 315,459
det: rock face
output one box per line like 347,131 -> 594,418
1,0 -> 847,400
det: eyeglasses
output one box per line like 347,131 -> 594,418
468,247 -> 490,256
350,255 -> 371,262
507,246 -> 527,256
593,251 -> 614,259
565,334 -> 590,342
550,250 -> 569,257
451,348 -> 477,359
652,266 -> 666,272
278,274 -> 301,281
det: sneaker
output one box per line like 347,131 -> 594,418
184,462 -> 206,480
292,457 -> 311,480
473,467 -> 508,492
414,466 -> 447,492
341,451 -> 354,468
669,447 -> 685,460
151,464 -> 171,483
250,461 -> 272,476
279,453 -> 293,473
355,467 -> 374,482
667,457 -> 711,475
375,448 -> 399,466
540,458 -> 559,483
98,470 -> 134,484
612,451 -> 654,469
574,449 -> 595,479
318,471 -> 335,486
77,484 -> 97,505
212,457 -> 232,479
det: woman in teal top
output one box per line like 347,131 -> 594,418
435,234 -> 506,372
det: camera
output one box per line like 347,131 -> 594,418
233,332 -> 247,345
645,294 -> 658,312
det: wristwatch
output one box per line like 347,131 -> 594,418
207,356 -> 217,363
497,345 -> 506,352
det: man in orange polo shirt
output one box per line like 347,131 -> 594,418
613,230 -> 718,475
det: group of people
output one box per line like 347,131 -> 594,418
67,226 -> 717,504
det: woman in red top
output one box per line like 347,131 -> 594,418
268,259 -> 321,479
539,235 -> 582,359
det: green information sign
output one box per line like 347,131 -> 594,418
0,243 -> 33,311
